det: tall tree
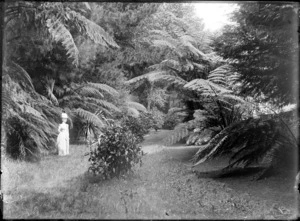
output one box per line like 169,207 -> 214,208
212,3 -> 299,106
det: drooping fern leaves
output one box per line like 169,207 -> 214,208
46,16 -> 79,66
77,86 -> 104,98
164,119 -> 201,145
93,100 -> 121,113
67,10 -> 119,49
127,101 -> 147,112
6,61 -> 35,91
86,82 -> 119,96
125,71 -> 168,85
184,78 -> 232,95
192,117 -> 296,179
73,108 -> 105,128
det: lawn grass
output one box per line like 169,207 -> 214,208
2,130 -> 298,219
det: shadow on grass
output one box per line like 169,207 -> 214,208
195,167 -> 265,179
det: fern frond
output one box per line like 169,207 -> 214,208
95,100 -> 121,113
148,29 -> 173,39
184,78 -> 210,92
22,105 -> 47,121
46,17 -> 79,66
164,119 -> 201,145
148,59 -> 182,72
164,127 -> 189,146
78,86 -> 104,98
193,135 -> 229,166
125,71 -> 167,85
7,61 -> 35,90
73,108 -> 105,127
167,107 -> 188,116
68,10 -> 119,48
127,107 -> 140,118
152,39 -> 177,50
181,40 -> 206,59
87,82 -> 119,96
192,62 -> 206,71
58,94 -> 82,103
251,142 -> 281,180
192,116 -> 294,178
218,94 -> 246,103
127,101 -> 147,112
154,75 -> 187,88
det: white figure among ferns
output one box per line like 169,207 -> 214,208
57,112 -> 70,156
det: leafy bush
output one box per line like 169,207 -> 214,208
88,125 -> 144,179
120,116 -> 149,143
162,114 -> 182,130
150,107 -> 165,130
138,112 -> 156,133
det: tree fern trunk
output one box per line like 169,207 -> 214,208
147,84 -> 154,111
1,122 -> 7,157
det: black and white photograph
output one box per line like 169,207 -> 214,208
1,1 -> 299,219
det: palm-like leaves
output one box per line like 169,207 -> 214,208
125,70 -> 168,85
163,62 -> 249,147
191,116 -> 297,180
86,82 -> 119,96
46,17 -> 80,66
5,2 -> 119,67
73,108 -> 105,128
5,61 -> 35,91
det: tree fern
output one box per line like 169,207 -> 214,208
92,99 -> 121,113
73,108 -> 105,128
125,70 -> 168,85
44,78 -> 59,105
77,86 -> 104,98
6,61 -> 35,91
66,10 -> 119,49
86,82 -> 119,96
46,16 -> 80,66
164,119 -> 202,145
127,101 -> 147,112
192,117 -> 297,179
126,107 -> 141,118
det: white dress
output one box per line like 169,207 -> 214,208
57,123 -> 69,155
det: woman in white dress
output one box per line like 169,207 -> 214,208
57,112 -> 69,156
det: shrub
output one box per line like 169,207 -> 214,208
88,125 -> 144,180
162,114 -> 182,130
137,112 -> 156,131
150,107 -> 165,130
121,115 -> 149,143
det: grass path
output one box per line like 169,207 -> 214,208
2,130 -> 298,219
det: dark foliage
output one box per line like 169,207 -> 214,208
192,112 -> 298,180
212,3 -> 298,105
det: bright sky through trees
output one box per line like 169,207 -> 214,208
193,2 -> 239,32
